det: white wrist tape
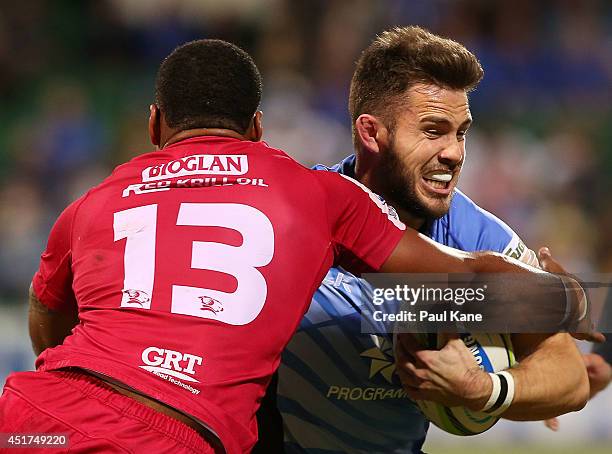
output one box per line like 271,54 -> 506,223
480,373 -> 501,412
479,371 -> 515,416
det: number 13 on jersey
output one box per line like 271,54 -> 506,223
113,203 -> 275,325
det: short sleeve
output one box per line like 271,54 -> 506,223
316,172 -> 406,273
442,191 -> 538,266
32,198 -> 82,311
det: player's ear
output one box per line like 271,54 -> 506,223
148,104 -> 161,147
355,114 -> 387,154
245,110 -> 263,142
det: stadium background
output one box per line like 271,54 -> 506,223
0,1 -> 610,452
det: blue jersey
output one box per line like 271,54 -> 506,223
278,155 -> 536,453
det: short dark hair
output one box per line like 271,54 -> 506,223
155,39 -> 262,134
349,26 -> 484,143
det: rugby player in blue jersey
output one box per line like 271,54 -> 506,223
254,26 -> 592,453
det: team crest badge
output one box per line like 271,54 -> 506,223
199,296 -> 224,314
122,289 -> 151,306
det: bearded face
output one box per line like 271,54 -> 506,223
370,84 -> 471,221
375,133 -> 458,220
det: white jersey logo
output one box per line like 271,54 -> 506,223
142,154 -> 248,182
140,346 -> 203,383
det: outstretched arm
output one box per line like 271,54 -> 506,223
381,229 -> 591,335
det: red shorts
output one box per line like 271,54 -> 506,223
0,370 -> 217,453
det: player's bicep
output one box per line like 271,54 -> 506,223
321,172 -> 405,272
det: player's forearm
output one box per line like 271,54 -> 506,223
28,284 -> 79,356
382,232 -> 586,330
469,253 -> 589,332
382,229 -> 541,275
501,333 -> 589,420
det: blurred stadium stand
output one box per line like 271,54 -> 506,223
0,1 -> 610,452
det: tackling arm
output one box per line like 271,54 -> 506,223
381,229 -> 589,332
28,283 -> 79,356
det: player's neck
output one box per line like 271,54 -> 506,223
160,128 -> 247,148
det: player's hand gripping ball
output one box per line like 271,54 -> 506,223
395,332 -> 516,435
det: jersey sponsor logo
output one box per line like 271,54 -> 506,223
360,335 -> 396,384
140,346 -> 203,384
324,336 -> 407,401
326,385 -> 408,401
142,154 -> 248,182
339,174 -> 406,230
199,296 -> 223,314
122,177 -> 268,197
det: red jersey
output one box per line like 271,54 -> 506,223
32,136 -> 405,453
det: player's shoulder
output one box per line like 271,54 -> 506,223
440,189 -> 518,253
309,170 -> 384,210
307,161 -> 360,195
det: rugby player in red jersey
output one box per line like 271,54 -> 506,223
0,40 -> 593,453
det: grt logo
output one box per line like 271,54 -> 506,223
140,346 -> 203,383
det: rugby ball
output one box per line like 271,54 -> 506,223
408,332 -> 516,436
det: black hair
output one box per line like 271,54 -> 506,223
155,39 -> 262,134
